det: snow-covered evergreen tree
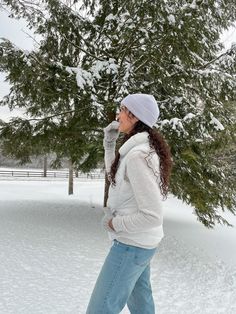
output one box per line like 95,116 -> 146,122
0,0 -> 104,171
0,0 -> 236,227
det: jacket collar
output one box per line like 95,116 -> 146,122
119,131 -> 149,157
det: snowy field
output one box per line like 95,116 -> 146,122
0,179 -> 236,314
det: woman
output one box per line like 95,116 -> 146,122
86,93 -> 172,314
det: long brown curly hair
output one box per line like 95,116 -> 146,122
109,112 -> 172,199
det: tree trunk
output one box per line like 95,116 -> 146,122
68,159 -> 73,195
43,156 -> 47,177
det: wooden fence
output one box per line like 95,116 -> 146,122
0,170 -> 105,179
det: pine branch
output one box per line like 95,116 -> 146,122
6,0 -> 45,20
57,0 -> 86,21
119,27 -> 140,67
21,29 -> 41,48
60,33 -> 104,62
134,59 -> 149,73
198,48 -> 234,70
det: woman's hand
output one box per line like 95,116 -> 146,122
102,212 -> 116,232
108,218 -> 115,231
103,121 -> 120,143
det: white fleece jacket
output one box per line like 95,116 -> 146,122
104,131 -> 164,249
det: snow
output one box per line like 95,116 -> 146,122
158,117 -> 187,135
167,14 -> 175,25
209,113 -> 225,131
75,67 -> 93,89
173,96 -> 183,104
183,112 -> 196,120
0,178 -> 236,313
66,58 -> 119,91
105,14 -> 117,21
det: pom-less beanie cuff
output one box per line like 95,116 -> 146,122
121,94 -> 159,128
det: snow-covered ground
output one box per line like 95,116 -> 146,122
0,179 -> 236,314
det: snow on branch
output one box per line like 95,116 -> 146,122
66,58 -> 119,90
209,112 -> 224,131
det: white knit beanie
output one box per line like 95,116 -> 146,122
121,94 -> 159,128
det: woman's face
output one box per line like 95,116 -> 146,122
116,105 -> 139,134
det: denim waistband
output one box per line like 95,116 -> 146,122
113,239 -> 157,252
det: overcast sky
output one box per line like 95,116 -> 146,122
0,8 -> 36,120
0,8 -> 236,121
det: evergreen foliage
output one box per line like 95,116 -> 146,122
0,0 -> 236,227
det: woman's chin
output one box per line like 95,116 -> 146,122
118,124 -> 129,134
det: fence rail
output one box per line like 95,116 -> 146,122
0,170 -> 105,179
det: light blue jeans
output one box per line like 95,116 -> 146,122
86,240 -> 157,314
